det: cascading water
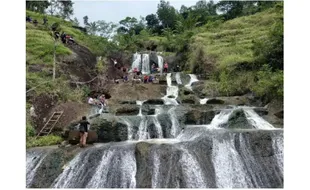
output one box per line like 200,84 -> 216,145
243,108 -> 275,129
26,150 -> 49,187
185,74 -> 210,105
27,70 -> 283,188
131,53 -> 142,72
157,55 -> 164,73
162,73 -> 179,105
200,98 -> 208,105
175,72 -> 182,85
185,74 -> 199,90
141,54 -> 150,74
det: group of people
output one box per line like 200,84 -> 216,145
26,15 -> 48,26
87,94 -> 108,108
60,32 -> 76,44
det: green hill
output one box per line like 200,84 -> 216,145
186,5 -> 283,98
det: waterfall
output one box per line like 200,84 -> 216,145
131,53 -> 142,72
26,150 -> 48,187
136,100 -> 144,116
185,74 -> 199,90
141,54 -> 150,74
212,134 -> 252,188
243,108 -> 274,129
178,147 -> 208,188
157,55 -> 164,73
52,144 -> 137,188
26,69 -> 283,188
162,73 -> 179,105
167,107 -> 180,137
210,109 -> 234,127
175,72 -> 182,85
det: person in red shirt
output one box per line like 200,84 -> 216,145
164,62 -> 168,73
143,75 -> 149,83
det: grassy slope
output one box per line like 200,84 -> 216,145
189,8 -> 282,71
26,11 -> 111,98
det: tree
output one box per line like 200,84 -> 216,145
46,0 -> 74,19
86,22 -> 99,35
156,0 -> 178,29
72,17 -> 80,26
58,0 -> 74,19
96,20 -> 118,39
83,15 -> 89,26
192,0 -> 217,25
146,14 -> 159,28
216,1 -> 244,20
26,1 -> 50,13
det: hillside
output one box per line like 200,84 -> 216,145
186,5 -> 283,99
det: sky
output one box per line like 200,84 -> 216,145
72,0 -> 198,26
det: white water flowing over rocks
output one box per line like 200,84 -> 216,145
26,68 -> 283,188
162,73 -> 179,105
185,74 -> 199,90
175,72 -> 182,85
130,53 -> 141,72
141,54 -> 150,74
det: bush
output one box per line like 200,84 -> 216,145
252,65 -> 283,99
217,70 -> 255,96
26,122 -> 36,138
26,135 -> 63,148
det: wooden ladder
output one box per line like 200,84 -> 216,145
36,111 -> 64,137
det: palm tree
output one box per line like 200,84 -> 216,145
86,22 -> 98,35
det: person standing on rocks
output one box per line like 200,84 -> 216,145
164,61 -> 168,73
79,116 -> 90,148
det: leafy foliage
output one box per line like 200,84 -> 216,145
27,135 -> 63,148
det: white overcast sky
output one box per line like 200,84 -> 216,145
72,0 -> 199,25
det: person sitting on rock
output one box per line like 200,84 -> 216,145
151,64 -> 156,74
133,67 -> 138,74
99,94 -> 106,106
164,61 -> 168,73
68,36 -> 76,44
123,75 -> 128,82
143,75 -> 149,83
87,97 -> 96,105
148,75 -> 154,83
79,116 -> 90,148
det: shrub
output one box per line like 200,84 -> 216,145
26,135 -> 63,148
252,65 -> 283,99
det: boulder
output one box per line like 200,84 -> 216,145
179,94 -> 199,105
144,99 -> 164,105
224,108 -> 252,129
184,109 -> 215,125
119,100 -> 137,105
91,117 -> 128,142
114,105 -> 140,116
274,110 -> 283,119
207,98 -> 225,104
158,75 -> 167,84
142,105 -> 156,115
253,107 -> 269,116
68,130 -> 98,144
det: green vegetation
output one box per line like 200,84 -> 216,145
27,135 -> 63,148
26,120 -> 62,148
